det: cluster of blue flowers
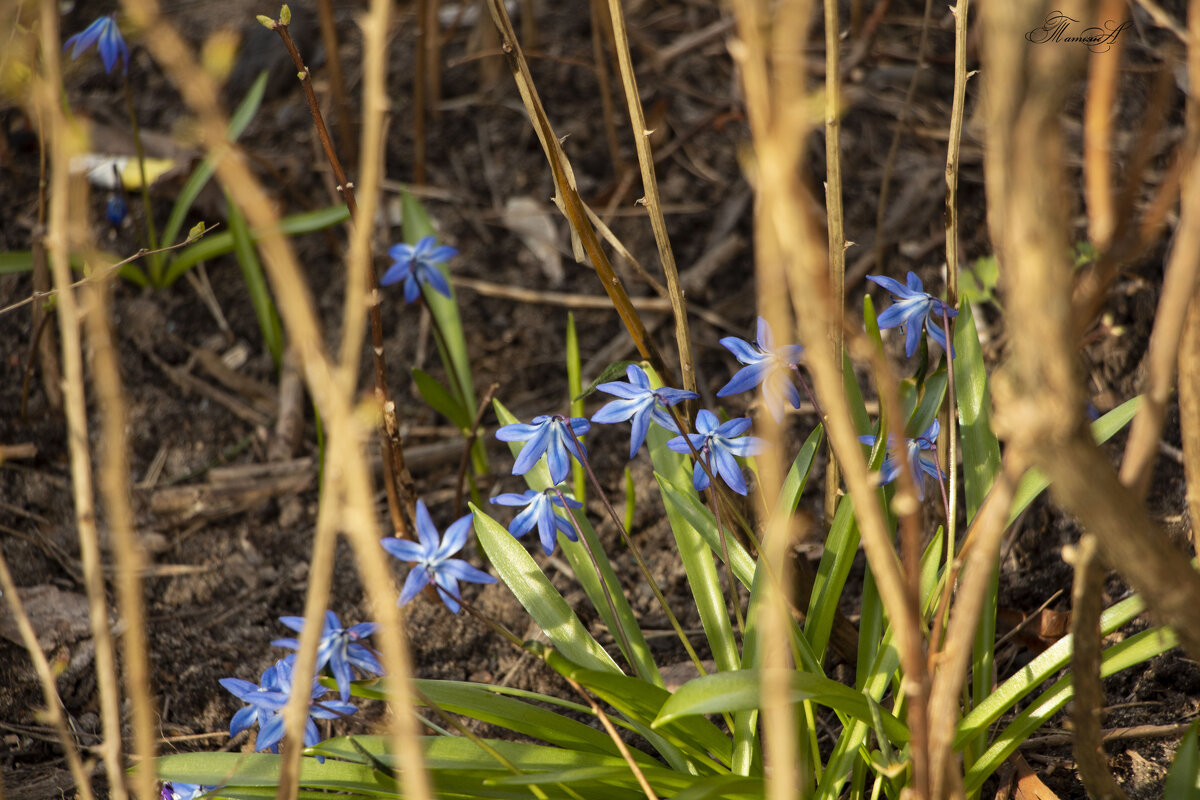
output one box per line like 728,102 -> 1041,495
214,610 -> 382,770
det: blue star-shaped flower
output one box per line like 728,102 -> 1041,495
591,364 -> 697,458
380,500 -> 496,613
858,419 -> 943,500
717,316 -> 805,421
64,15 -> 129,75
381,236 -> 456,303
161,783 -> 209,800
496,415 -> 591,485
271,611 -> 383,701
218,658 -> 356,755
866,272 -> 958,358
491,488 -> 582,555
667,409 -> 764,496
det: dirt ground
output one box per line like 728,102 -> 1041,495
2,1 -> 1198,798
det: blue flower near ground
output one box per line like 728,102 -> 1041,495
381,236 -> 456,303
717,316 -> 805,421
496,415 -> 591,485
161,783 -> 209,800
491,488 -> 582,555
271,611 -> 383,701
591,364 -> 697,458
858,419 -> 943,500
218,658 -> 356,755
64,15 -> 129,75
380,500 -> 496,613
866,272 -> 958,358
667,409 -> 763,495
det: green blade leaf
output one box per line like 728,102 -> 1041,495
160,70 -> 269,258
413,368 -> 472,431
226,192 -> 283,367
163,204 -> 350,286
471,503 -> 620,675
656,670 -> 909,746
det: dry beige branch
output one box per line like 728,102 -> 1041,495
983,0 -> 1200,674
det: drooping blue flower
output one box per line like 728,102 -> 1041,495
591,364 -> 697,458
105,194 -> 128,229
64,15 -> 129,75
667,409 -> 763,496
717,316 -> 805,421
381,236 -> 456,303
272,611 -> 383,701
858,419 -> 943,500
866,272 -> 958,358
161,783 -> 210,800
380,500 -> 496,613
219,658 -> 357,756
496,415 -> 591,485
491,488 -> 582,555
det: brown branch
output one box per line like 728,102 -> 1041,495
1066,535 -> 1129,800
267,14 -> 417,536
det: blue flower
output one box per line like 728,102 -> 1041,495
717,316 -> 805,421
161,783 -> 210,800
64,15 -> 129,75
272,611 -> 383,702
496,415 -> 591,485
667,409 -> 763,496
866,272 -> 957,358
105,194 -> 127,229
858,419 -> 943,500
591,364 -> 697,458
380,500 -> 496,613
491,488 -> 582,555
219,658 -> 356,755
381,236 -> 456,303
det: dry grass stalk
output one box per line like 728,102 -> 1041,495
116,0 -> 433,796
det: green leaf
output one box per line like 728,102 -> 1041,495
413,368 -> 472,431
963,626 -> 1177,792
471,504 -> 620,675
567,313 -> 587,503
805,496 -> 860,663
956,590 -> 1147,744
226,193 -> 283,367
647,416 -> 739,674
655,472 -> 755,589
656,670 -> 909,746
405,679 -> 630,757
158,70 -> 269,281
540,648 -> 733,771
1007,396 -> 1140,525
959,255 -> 999,305
152,751 -> 394,796
402,192 -> 476,409
954,304 -> 1001,521
774,424 -> 824,518
163,204 -> 350,285
1164,721 -> 1200,800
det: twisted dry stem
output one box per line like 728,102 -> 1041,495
982,0 -> 1200,705
117,1 -> 433,797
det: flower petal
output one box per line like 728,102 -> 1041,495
719,335 -> 764,365
398,567 -> 430,606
